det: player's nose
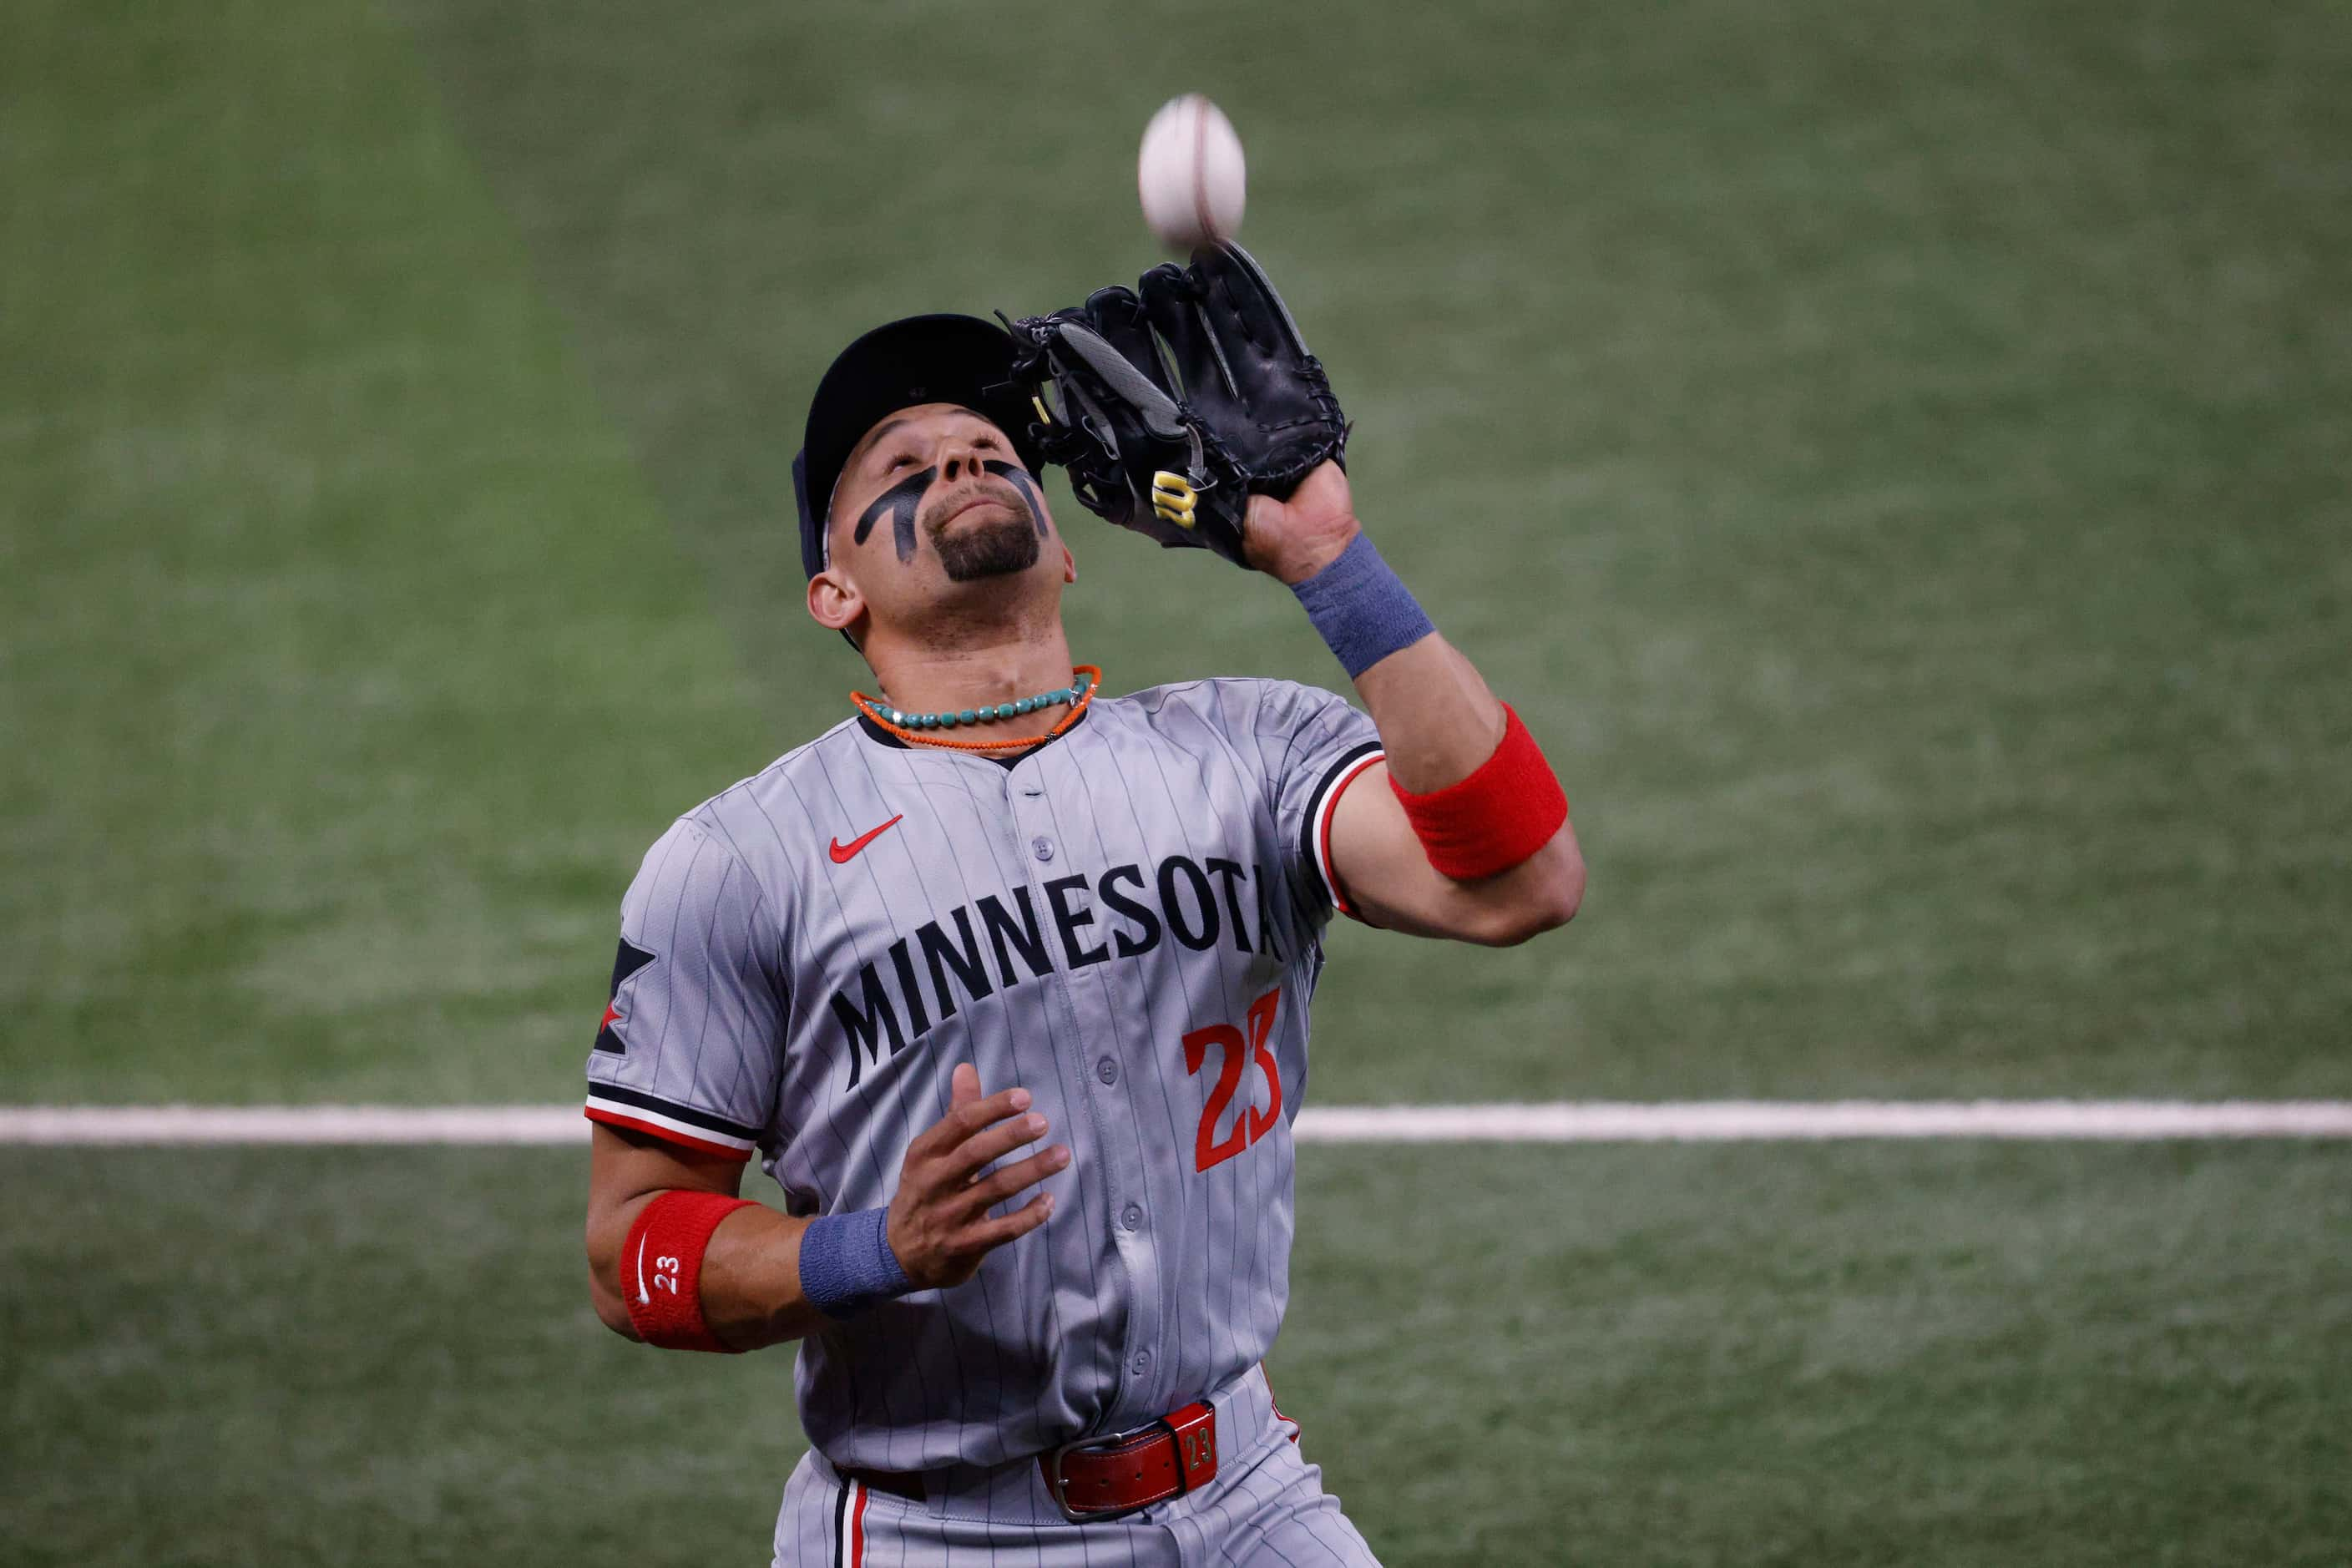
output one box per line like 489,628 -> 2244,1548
937,438 -> 985,483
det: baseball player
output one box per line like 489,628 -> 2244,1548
582,245 -> 1584,1565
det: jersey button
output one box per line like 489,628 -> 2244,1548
1131,1350 -> 1151,1377
1121,1203 -> 1143,1231
1095,1056 -> 1119,1085
1031,835 -> 1055,862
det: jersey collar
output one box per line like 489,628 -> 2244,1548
854,703 -> 1094,768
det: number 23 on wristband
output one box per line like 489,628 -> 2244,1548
1182,988 -> 1283,1173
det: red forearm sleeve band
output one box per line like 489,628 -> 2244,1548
621,1190 -> 755,1353
1389,703 -> 1569,880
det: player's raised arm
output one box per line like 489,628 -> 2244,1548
1246,463 -> 1585,945
1010,241 -> 1582,947
585,1065 -> 1065,1351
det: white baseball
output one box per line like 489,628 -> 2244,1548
1136,94 -> 1246,254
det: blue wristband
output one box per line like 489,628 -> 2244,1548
1290,532 -> 1436,678
799,1206 -> 915,1319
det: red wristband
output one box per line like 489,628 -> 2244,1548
621,1190 -> 755,1353
1388,704 -> 1569,880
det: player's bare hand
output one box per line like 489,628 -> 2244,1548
885,1063 -> 1068,1291
1242,461 -> 1361,585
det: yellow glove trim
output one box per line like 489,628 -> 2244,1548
1151,471 -> 1197,529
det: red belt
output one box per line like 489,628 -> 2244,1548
1039,1399 -> 1218,1521
842,1399 -> 1219,1524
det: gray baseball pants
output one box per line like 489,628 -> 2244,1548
771,1366 -> 1382,1566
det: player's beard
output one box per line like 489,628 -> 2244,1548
925,492 -> 1042,583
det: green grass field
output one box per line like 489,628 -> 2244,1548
3,0 -> 2348,1561
6,1144 -> 2348,1566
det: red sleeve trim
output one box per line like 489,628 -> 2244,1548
1313,750 -> 1388,921
584,1105 -> 755,1162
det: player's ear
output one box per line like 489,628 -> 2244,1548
1062,542 -> 1077,584
807,568 -> 865,635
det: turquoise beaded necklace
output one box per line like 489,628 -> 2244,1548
884,668 -> 1093,730
852,665 -> 1100,751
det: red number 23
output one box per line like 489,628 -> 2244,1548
1181,988 -> 1283,1173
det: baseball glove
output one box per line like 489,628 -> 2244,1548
1003,242 -> 1348,568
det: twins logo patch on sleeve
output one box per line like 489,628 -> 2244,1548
585,676 -> 1383,1474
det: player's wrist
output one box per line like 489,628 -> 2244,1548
798,1206 -> 916,1319
1243,463 -> 1361,584
1289,530 -> 1436,676
1262,522 -> 1360,585
1248,503 -> 1361,585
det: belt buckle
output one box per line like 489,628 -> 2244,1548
1043,1417 -> 1166,1524
1041,1404 -> 1214,1525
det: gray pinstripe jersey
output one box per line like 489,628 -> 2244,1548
584,677 -> 1384,1475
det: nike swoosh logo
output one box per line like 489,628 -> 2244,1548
828,813 -> 904,864
633,1232 -> 650,1306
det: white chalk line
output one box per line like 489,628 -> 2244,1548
3,1101 -> 2351,1146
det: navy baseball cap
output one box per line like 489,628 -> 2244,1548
793,313 -> 1046,579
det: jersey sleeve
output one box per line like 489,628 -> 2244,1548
584,816 -> 787,1161
1244,679 -> 1386,924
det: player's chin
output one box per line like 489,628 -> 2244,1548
933,512 -> 1044,584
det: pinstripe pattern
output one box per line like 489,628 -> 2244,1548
771,1366 -> 1379,1562
596,680 -> 1383,1559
